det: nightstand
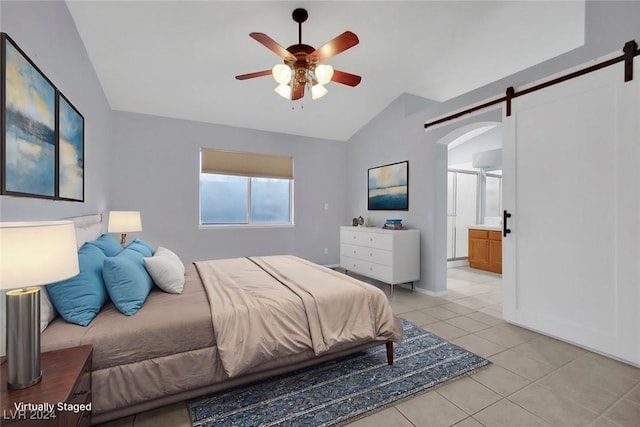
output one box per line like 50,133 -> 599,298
1,344 -> 93,426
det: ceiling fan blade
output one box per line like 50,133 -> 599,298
309,31 -> 359,62
250,32 -> 296,61
332,70 -> 362,87
292,84 -> 305,100
235,70 -> 273,80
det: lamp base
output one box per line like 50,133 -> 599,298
9,371 -> 42,390
6,287 -> 42,389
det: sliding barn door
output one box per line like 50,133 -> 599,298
502,57 -> 640,365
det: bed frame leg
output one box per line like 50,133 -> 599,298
386,341 -> 394,365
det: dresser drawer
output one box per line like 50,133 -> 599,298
469,229 -> 489,239
340,229 -> 360,244
363,246 -> 393,265
62,350 -> 92,427
341,244 -> 393,266
341,256 -> 393,283
360,233 -> 393,250
341,229 -> 393,249
341,255 -> 364,273
68,357 -> 91,406
361,260 -> 393,283
341,243 -> 363,259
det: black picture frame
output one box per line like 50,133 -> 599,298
57,92 -> 84,202
368,160 -> 409,211
1,32 -> 57,199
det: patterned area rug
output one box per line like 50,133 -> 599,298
189,320 -> 490,426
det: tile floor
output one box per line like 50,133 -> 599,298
98,267 -> 640,427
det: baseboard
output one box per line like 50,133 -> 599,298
394,282 -> 448,297
447,259 -> 469,268
412,286 -> 448,297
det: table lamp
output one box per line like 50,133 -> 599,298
0,221 -> 79,389
107,211 -> 142,245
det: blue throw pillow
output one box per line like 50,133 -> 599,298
46,244 -> 108,326
126,238 -> 155,257
102,247 -> 154,316
86,234 -> 123,257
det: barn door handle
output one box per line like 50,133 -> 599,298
503,210 -> 512,237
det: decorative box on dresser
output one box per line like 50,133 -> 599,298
340,226 -> 420,295
1,345 -> 93,426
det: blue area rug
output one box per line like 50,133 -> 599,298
189,320 -> 490,426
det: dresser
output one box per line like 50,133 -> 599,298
1,345 -> 92,426
340,226 -> 420,295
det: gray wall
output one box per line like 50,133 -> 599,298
0,0 -> 112,357
346,1 -> 640,294
2,0 -> 639,297
0,0 -> 112,221
110,111 -> 347,265
448,126 -> 502,168
345,94 -> 448,294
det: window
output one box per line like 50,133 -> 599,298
200,149 -> 293,225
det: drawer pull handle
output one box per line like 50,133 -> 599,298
73,390 -> 88,398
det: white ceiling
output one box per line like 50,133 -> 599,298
66,1 -> 585,141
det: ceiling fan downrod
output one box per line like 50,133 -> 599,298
292,8 -> 308,45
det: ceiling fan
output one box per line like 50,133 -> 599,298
235,8 -> 362,101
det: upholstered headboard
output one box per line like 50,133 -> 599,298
0,214 -> 104,357
68,213 -> 104,247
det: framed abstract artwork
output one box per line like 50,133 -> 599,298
368,160 -> 409,211
1,33 -> 57,199
58,92 -> 84,201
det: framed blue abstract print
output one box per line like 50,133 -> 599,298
1,33 -> 57,198
58,92 -> 84,201
368,161 -> 409,211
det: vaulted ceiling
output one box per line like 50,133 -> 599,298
66,1 -> 585,141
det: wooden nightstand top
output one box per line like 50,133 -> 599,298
1,345 -> 93,424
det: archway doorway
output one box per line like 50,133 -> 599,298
438,121 -> 502,269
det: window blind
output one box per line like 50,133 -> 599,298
201,149 -> 293,179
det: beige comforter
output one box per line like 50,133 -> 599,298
194,255 -> 403,377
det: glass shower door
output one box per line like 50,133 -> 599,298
447,170 -> 479,260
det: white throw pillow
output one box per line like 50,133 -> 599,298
154,247 -> 185,274
143,247 -> 185,294
40,286 -> 58,332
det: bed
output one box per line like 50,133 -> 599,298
39,215 -> 403,424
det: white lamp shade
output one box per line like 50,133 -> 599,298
274,83 -> 292,99
0,221 -> 79,289
311,83 -> 328,100
272,64 -> 292,85
315,64 -> 334,85
108,211 -> 142,233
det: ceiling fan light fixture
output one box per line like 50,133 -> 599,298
272,64 -> 292,84
315,64 -> 334,85
236,8 -> 361,101
274,83 -> 292,99
311,83 -> 328,100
